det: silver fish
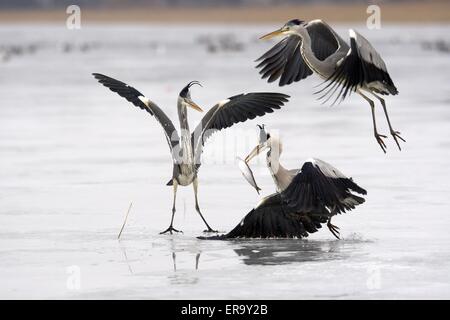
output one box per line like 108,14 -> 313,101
236,157 -> 261,194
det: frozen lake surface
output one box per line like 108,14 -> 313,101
0,23 -> 449,299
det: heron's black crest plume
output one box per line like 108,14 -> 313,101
180,80 -> 202,97
286,19 -> 304,26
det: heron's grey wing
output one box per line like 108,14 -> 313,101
280,159 -> 367,215
316,29 -> 398,104
306,19 -> 342,61
255,35 -> 313,86
191,92 -> 290,170
92,73 -> 180,156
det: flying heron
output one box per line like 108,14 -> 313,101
205,125 -> 367,239
256,19 -> 404,153
92,73 -> 290,234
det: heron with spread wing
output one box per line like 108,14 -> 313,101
256,19 -> 404,153
206,125 -> 367,239
93,73 -> 289,234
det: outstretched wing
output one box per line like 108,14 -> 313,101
199,193 -> 330,239
281,158 -> 367,215
255,20 -> 341,87
93,73 -> 180,160
316,29 -> 398,105
256,35 -> 313,86
191,92 -> 289,170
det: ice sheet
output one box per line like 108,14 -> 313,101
0,23 -> 449,299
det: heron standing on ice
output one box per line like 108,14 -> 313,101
215,125 -> 367,239
256,19 -> 404,153
93,73 -> 289,234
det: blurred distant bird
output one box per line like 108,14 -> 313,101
92,73 -> 289,234
206,125 -> 367,239
256,19 -> 404,153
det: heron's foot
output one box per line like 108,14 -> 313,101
327,221 -> 340,240
160,226 -> 183,235
203,227 -> 218,233
390,130 -> 405,151
374,132 -> 388,153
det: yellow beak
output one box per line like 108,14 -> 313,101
186,99 -> 203,112
259,28 -> 285,40
245,141 -> 269,163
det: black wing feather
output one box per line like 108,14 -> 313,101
199,159 -> 366,240
92,73 -> 180,151
199,193 -> 330,239
317,30 -> 398,104
256,35 -> 313,86
307,20 -> 340,61
192,93 -> 289,170
281,161 -> 366,215
93,73 -> 152,114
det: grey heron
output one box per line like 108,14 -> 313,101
92,73 -> 290,234
204,125 -> 367,239
256,19 -> 404,153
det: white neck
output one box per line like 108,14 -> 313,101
266,146 -> 291,192
177,98 -> 193,164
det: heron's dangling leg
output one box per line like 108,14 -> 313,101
193,177 -> 217,233
372,92 -> 405,151
358,90 -> 387,153
160,179 -> 182,235
327,216 -> 340,240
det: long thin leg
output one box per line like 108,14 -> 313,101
358,90 -> 387,153
193,177 -> 217,233
371,92 -> 405,151
160,179 -> 182,234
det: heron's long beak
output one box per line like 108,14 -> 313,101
245,141 -> 269,163
260,28 -> 286,40
186,98 -> 203,112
